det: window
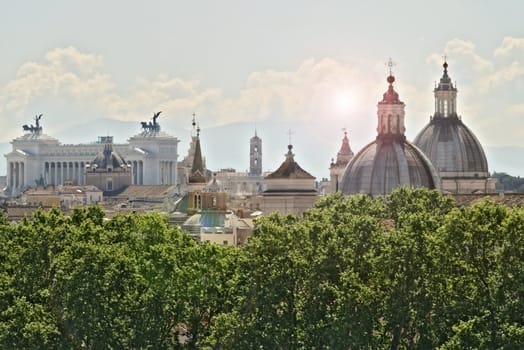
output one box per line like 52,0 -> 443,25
194,194 -> 202,209
254,146 -> 258,152
107,179 -> 113,191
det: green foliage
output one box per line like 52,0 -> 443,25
493,171 -> 524,192
1,188 -> 524,349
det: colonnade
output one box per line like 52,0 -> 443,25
131,160 -> 144,185
7,158 -> 177,192
8,162 -> 25,189
159,160 -> 175,185
44,161 -> 86,185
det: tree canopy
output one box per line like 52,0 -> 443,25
1,188 -> 524,349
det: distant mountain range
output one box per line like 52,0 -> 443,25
1,119 -> 523,179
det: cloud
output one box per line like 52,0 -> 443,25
427,37 -> 524,93
480,61 -> 524,90
424,37 -> 524,146
103,76 -> 222,122
1,42 -> 522,149
494,36 -> 524,57
214,58 -> 364,124
508,103 -> 524,115
0,46 -> 114,122
427,38 -> 494,75
0,46 -> 435,152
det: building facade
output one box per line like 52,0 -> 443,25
260,144 -> 318,216
4,115 -> 178,197
85,139 -> 132,194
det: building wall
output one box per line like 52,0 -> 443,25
442,178 -> 497,194
85,171 -> 132,192
260,194 -> 318,216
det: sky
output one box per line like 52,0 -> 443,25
1,1 -> 523,178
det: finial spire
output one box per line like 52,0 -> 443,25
442,55 -> 449,74
386,58 -> 396,85
287,129 -> 293,145
387,57 -> 396,76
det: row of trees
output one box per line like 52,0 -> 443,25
493,172 -> 524,192
1,188 -> 524,349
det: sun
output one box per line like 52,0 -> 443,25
334,90 -> 352,114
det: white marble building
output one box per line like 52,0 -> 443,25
4,117 -> 179,197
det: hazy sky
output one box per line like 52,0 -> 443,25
1,1 -> 523,178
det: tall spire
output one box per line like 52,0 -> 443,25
376,59 -> 406,140
189,124 -> 206,183
433,59 -> 458,118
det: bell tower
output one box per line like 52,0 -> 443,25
249,130 -> 262,176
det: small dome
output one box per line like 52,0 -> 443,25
265,145 -> 315,180
340,139 -> 440,195
413,116 -> 489,176
91,142 -> 128,170
205,174 -> 224,192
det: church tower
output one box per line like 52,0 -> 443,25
187,125 -> 207,213
249,130 -> 262,176
329,130 -> 354,193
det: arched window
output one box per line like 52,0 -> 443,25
194,193 -> 202,209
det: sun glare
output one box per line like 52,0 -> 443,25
334,90 -> 352,114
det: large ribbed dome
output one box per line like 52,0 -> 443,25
341,139 -> 440,195
340,71 -> 440,196
413,116 -> 488,176
413,61 -> 489,178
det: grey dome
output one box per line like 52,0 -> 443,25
413,61 -> 489,178
341,71 -> 441,196
413,116 -> 488,177
205,174 -> 224,192
340,138 -> 440,195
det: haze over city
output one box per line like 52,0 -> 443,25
1,0 -> 523,178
